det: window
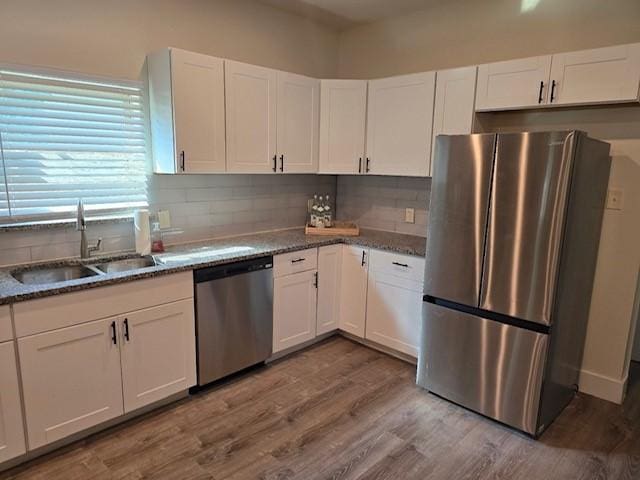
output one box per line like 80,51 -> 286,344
0,68 -> 148,221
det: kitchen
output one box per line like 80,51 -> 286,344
0,0 -> 639,478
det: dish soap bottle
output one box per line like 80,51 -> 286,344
151,222 -> 165,253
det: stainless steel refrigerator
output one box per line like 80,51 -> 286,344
417,131 -> 611,437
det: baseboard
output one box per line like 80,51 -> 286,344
579,368 -> 628,404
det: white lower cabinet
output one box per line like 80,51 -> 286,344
0,341 -> 26,462
19,317 -> 125,450
273,269 -> 318,353
339,246 -> 369,338
120,300 -> 196,413
317,245 -> 342,335
365,272 -> 423,358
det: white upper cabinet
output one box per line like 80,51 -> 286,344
366,72 -> 436,177
476,56 -> 552,111
276,72 -> 320,173
120,300 -> 196,413
549,43 -> 640,106
0,341 -> 26,463
226,61 -> 278,173
431,66 -> 478,176
317,245 -> 342,335
319,80 -> 368,174
148,48 -> 226,174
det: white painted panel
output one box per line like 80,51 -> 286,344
369,249 -> 425,283
0,306 -> 12,343
550,43 -> 640,106
277,72 -> 319,173
171,49 -> 226,173
338,245 -> 369,338
226,61 -> 277,173
476,56 -> 552,111
319,80 -> 367,174
121,299 -> 196,413
0,341 -> 26,462
274,248 -> 318,278
317,245 -> 342,335
19,317 -> 124,449
365,272 -> 423,357
366,72 -> 436,177
14,272 -> 193,338
273,269 -> 317,352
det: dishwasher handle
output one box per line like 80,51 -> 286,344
194,256 -> 273,283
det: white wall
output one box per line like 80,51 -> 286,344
338,0 -> 640,78
0,0 -> 339,80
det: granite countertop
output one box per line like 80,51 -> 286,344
0,228 -> 427,305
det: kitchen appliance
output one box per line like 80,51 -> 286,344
194,256 -> 273,386
417,131 -> 611,436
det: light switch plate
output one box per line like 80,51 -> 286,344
405,208 -> 415,223
606,189 -> 623,210
158,210 -> 172,229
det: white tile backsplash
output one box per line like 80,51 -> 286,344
336,175 -> 431,237
0,173 -> 336,266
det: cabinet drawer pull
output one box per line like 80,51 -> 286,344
365,157 -> 371,173
550,80 -> 557,103
272,155 -> 277,172
291,258 -> 306,264
361,251 -> 366,267
280,154 -> 284,172
358,157 -> 362,173
179,151 -> 185,171
313,271 -> 318,288
538,81 -> 544,104
392,262 -> 409,268
123,318 -> 130,342
111,321 -> 117,345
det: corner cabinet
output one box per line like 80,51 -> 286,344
225,61 -> 278,173
319,80 -> 368,174
339,246 -> 369,337
148,48 -> 226,173
276,72 -> 320,173
0,340 -> 27,463
366,72 -> 436,177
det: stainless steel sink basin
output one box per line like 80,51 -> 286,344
12,265 -> 101,285
92,256 -> 157,274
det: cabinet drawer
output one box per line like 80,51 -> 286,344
0,305 -> 12,343
369,250 -> 425,283
274,248 -> 318,278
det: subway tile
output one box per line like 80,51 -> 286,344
0,247 -> 31,266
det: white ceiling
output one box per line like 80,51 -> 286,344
260,0 -> 441,30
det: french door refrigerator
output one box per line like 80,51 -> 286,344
417,131 -> 611,437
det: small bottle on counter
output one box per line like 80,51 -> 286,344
310,195 -> 320,227
323,195 -> 332,228
151,222 -> 165,253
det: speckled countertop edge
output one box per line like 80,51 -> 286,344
0,228 -> 427,306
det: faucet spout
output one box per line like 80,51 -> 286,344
76,199 -> 101,259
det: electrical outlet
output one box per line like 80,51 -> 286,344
158,210 -> 172,229
606,189 -> 623,210
405,207 -> 415,223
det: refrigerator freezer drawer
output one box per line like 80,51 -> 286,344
424,302 -> 548,435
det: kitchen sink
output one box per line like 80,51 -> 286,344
92,256 -> 157,273
12,265 -> 101,285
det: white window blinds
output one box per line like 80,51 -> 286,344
0,68 -> 148,220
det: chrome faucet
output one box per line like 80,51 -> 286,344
76,199 -> 102,259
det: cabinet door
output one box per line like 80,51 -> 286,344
365,271 -> 423,357
277,72 -> 320,173
549,43 -> 640,106
171,49 -> 226,173
0,342 -> 26,463
431,66 -> 477,176
226,61 -> 277,173
18,318 -> 124,449
476,56 -> 552,111
319,80 -> 367,174
339,246 -> 369,338
366,72 -> 436,177
120,300 -> 196,413
273,270 -> 317,353
317,245 -> 342,335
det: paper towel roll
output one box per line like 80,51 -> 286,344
134,209 -> 151,255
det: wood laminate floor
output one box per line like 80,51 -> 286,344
2,337 -> 640,480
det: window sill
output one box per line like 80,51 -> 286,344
0,214 -> 134,233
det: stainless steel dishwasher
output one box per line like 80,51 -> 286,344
194,256 -> 273,386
